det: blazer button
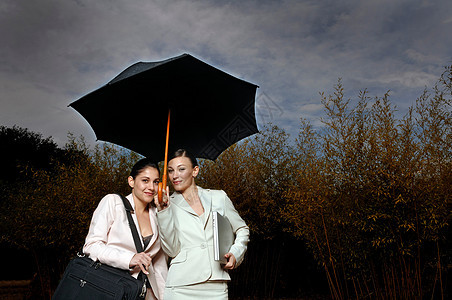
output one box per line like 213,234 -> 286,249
201,243 -> 206,249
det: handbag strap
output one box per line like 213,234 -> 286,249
117,194 -> 144,253
117,194 -> 148,296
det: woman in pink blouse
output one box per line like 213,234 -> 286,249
83,158 -> 168,300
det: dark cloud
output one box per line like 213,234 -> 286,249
1,0 -> 451,146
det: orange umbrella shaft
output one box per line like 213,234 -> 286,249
163,109 -> 170,187
158,109 -> 170,203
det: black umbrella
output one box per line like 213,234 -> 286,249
70,53 -> 259,199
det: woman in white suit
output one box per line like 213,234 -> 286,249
155,149 -> 250,299
83,158 -> 168,300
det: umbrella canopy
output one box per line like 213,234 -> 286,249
69,53 -> 259,162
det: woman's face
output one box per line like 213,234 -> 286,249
167,156 -> 199,192
128,166 -> 160,204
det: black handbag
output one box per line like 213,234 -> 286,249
52,194 -> 148,300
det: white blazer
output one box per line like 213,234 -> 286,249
156,187 -> 250,287
83,193 -> 168,300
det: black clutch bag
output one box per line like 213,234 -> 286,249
53,194 -> 147,300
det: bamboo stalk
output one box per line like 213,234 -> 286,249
436,240 -> 443,300
321,213 -> 343,299
309,220 -> 338,299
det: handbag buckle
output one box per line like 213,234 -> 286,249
139,281 -> 146,298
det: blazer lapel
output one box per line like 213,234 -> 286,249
171,192 -> 198,216
171,188 -> 212,228
198,187 -> 212,229
145,206 -> 159,251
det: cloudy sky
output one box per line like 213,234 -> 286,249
1,0 -> 451,148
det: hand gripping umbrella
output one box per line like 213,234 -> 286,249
69,53 -> 259,201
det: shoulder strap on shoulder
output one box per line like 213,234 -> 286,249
116,194 -> 144,253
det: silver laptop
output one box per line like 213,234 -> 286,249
212,211 -> 235,264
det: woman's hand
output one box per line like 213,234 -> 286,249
223,252 -> 236,270
154,186 -> 170,211
129,252 -> 152,275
